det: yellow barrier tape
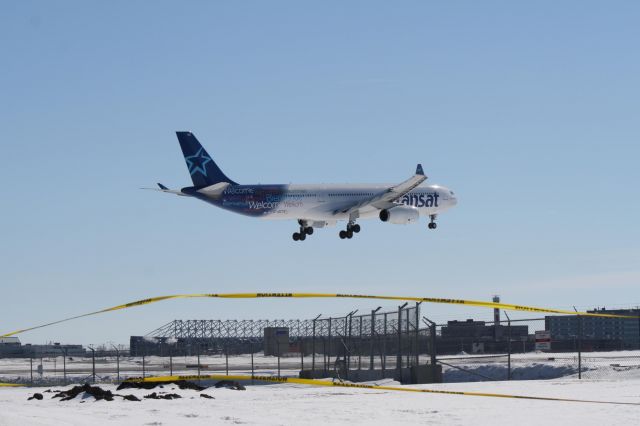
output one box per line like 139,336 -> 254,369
2,292 -> 637,338
0,383 -> 24,387
127,374 -> 640,406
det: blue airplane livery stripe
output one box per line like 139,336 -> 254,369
183,185 -> 289,217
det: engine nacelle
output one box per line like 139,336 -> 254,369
379,206 -> 420,225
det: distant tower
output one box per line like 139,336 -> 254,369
493,295 -> 500,341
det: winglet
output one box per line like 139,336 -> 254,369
416,164 -> 424,176
157,183 -> 169,190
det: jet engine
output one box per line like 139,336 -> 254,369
379,206 -> 420,225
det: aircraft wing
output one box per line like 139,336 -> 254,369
335,164 -> 427,217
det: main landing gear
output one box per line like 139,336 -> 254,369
292,220 -> 314,242
428,214 -> 438,229
339,222 -> 360,240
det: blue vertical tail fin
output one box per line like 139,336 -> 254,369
176,131 -> 237,187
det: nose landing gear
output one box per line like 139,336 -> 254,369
339,222 -> 360,239
428,214 -> 437,229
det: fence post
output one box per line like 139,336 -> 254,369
311,325 -> 315,371
197,344 -> 201,380
251,343 -> 255,382
322,338 -> 326,373
578,316 -> 583,379
30,356 -> 33,385
225,346 -> 229,376
383,313 -> 387,372
358,316 -> 363,370
637,306 -> 640,350
61,348 -> 67,385
415,303 -> 421,367
300,340 -> 304,371
504,311 -> 512,380
170,349 -> 173,376
397,303 -> 408,377
406,308 -> 411,367
328,317 -> 332,371
347,311 -> 355,377
89,346 -> 96,383
423,317 -> 437,382
312,315 -> 319,372
370,307 -> 381,370
277,341 -> 281,378
573,307 -> 582,379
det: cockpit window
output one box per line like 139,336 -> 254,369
450,191 -> 455,195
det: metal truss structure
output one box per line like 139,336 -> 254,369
145,305 -> 421,341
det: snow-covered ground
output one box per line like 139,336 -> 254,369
1,378 -> 639,425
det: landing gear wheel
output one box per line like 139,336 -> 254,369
299,232 -> 306,241
339,230 -> 347,239
293,233 -> 300,241
352,224 -> 361,233
346,230 -> 353,239
305,227 -> 314,235
428,222 -> 437,229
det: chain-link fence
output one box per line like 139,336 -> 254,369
2,308 -> 639,386
429,315 -> 640,382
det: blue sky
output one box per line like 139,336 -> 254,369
1,1 -> 639,345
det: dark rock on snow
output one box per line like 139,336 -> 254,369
214,380 -> 246,390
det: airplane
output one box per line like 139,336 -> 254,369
150,132 -> 458,241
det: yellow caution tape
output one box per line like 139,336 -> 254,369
127,374 -> 640,406
0,383 -> 24,387
2,292 -> 637,338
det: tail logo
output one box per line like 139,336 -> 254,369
185,147 -> 212,177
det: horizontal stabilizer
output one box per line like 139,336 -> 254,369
141,184 -> 187,196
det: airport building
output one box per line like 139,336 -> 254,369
0,337 -> 86,358
437,319 -> 531,354
545,308 -> 640,350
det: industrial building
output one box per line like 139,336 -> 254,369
545,308 -> 640,350
437,319 -> 531,354
0,337 -> 85,358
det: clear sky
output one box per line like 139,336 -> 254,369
1,1 -> 639,345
